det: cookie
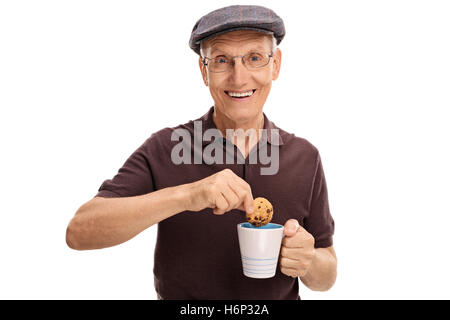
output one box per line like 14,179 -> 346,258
246,197 -> 273,227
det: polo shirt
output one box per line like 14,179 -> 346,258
95,106 -> 334,300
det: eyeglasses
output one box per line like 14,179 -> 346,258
202,52 -> 273,73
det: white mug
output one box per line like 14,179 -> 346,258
237,222 -> 284,279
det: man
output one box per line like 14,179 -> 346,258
66,5 -> 337,299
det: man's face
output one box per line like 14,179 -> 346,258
199,30 -> 282,123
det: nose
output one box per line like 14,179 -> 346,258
229,58 -> 248,85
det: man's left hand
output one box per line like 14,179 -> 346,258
280,219 -> 316,278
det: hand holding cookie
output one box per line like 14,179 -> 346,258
187,169 -> 254,215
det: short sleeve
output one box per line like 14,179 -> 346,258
304,152 -> 335,248
95,140 -> 155,198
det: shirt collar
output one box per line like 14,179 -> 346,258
199,106 -> 284,146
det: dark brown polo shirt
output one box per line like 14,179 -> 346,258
95,106 -> 334,300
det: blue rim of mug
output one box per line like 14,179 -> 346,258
238,222 -> 283,230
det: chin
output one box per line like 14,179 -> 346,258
224,104 -> 261,122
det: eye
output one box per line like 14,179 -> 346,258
249,53 -> 263,61
214,56 -> 229,64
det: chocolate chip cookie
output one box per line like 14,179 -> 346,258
246,197 -> 273,227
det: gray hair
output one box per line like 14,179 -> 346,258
200,34 -> 278,58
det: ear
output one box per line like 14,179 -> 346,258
272,48 -> 282,81
198,56 -> 209,86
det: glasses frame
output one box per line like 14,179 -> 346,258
202,51 -> 274,73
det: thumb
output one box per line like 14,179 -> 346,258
283,219 -> 300,237
245,193 -> 254,214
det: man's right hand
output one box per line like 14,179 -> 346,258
187,169 -> 254,215
67,169 -> 254,250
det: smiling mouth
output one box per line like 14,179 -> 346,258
224,89 -> 256,99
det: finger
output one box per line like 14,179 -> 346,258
285,226 -> 315,249
240,182 -> 254,213
280,256 -> 300,269
213,192 -> 229,215
283,219 -> 300,237
280,266 -> 297,278
231,177 -> 254,213
282,232 -> 303,248
226,182 -> 246,209
222,184 -> 240,211
236,191 -> 254,213
280,246 -> 302,260
295,224 -> 308,235
244,189 -> 254,213
228,180 -> 253,213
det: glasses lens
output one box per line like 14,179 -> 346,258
210,55 -> 229,72
245,52 -> 269,68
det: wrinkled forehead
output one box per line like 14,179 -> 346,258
201,30 -> 273,55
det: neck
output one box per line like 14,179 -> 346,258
213,107 -> 264,134
212,106 -> 264,158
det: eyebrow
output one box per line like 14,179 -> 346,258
210,46 -> 268,56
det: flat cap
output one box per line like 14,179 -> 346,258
189,5 -> 285,56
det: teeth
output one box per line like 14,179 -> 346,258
227,90 -> 254,97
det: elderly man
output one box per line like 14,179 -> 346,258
66,5 -> 336,300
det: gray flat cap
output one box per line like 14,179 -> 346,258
189,5 -> 285,56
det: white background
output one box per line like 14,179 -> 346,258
1,0 -> 449,299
